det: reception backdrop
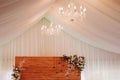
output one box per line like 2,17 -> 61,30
0,19 -> 120,80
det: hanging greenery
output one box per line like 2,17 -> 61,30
11,66 -> 21,80
63,54 -> 85,71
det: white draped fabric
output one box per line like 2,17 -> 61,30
0,0 -> 120,80
0,0 -> 120,53
46,0 -> 120,53
0,0 -> 55,45
0,19 -> 120,80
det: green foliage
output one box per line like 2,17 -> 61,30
63,54 -> 85,71
11,67 -> 21,80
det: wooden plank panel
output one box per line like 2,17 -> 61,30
15,56 -> 81,80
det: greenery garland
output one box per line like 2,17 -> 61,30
11,66 -> 21,80
63,54 -> 85,71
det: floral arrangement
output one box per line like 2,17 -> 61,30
11,66 -> 21,80
63,54 -> 85,71
11,59 -> 25,80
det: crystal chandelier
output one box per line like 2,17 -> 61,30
41,18 -> 63,35
58,0 -> 87,21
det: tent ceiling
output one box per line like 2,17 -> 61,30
0,0 -> 55,45
84,0 -> 120,22
0,0 -> 120,54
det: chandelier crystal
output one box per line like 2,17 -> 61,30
58,0 -> 87,21
41,18 -> 63,35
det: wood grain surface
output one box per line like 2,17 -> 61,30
15,56 -> 81,80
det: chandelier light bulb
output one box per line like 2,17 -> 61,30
41,25 -> 47,30
80,6 -> 82,9
83,8 -> 86,12
74,6 -> 76,9
68,4 -> 71,8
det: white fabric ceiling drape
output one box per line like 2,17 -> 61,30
0,18 -> 120,80
45,0 -> 120,54
0,0 -> 55,45
0,0 -> 120,53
